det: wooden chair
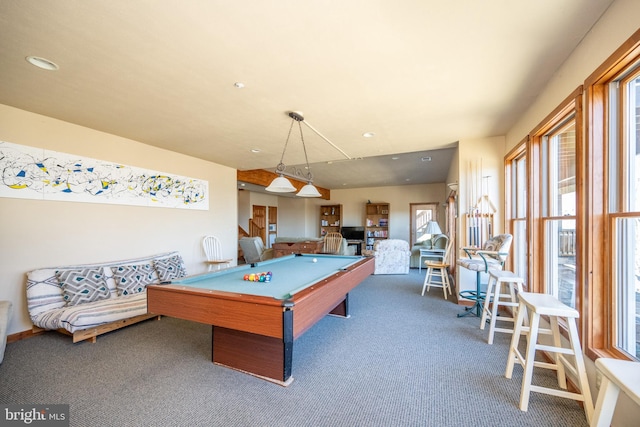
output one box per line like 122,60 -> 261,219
322,232 -> 343,254
202,235 -> 232,271
421,239 -> 453,299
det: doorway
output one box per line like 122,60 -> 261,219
410,203 -> 439,247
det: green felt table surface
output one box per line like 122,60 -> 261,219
170,254 -> 364,300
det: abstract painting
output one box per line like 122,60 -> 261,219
0,141 -> 208,210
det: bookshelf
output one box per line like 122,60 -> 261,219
319,204 -> 342,236
364,202 -> 389,250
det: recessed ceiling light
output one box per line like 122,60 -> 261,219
362,132 -> 375,138
391,156 -> 399,160
26,56 -> 59,71
421,156 -> 432,162
250,148 -> 260,153
234,82 -> 245,88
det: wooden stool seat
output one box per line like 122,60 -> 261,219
480,270 -> 525,344
505,292 -> 594,423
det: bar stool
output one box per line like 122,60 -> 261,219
480,270 -> 525,344
421,240 -> 453,300
591,358 -> 640,427
505,292 -> 594,423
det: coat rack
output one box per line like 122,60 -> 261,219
465,160 -> 496,248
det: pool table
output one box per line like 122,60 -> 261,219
147,253 -> 374,385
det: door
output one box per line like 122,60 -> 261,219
252,205 -> 267,244
410,203 -> 438,247
268,206 -> 277,247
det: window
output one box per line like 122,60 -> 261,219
527,88 -> 582,308
505,142 -> 528,286
585,28 -> 640,360
542,119 -> 577,307
608,71 -> 640,358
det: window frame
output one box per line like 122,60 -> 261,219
504,139 -> 529,284
584,28 -> 640,360
527,87 -> 583,300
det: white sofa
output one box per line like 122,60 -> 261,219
26,251 -> 187,343
371,239 -> 411,274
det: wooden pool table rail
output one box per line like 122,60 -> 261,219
147,256 -> 374,385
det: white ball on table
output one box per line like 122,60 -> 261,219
312,258 -> 317,263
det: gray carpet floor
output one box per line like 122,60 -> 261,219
0,270 -> 589,426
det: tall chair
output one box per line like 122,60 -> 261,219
202,236 -> 232,271
421,239 -> 453,299
322,232 -> 343,254
457,234 -> 512,317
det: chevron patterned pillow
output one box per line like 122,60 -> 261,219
112,264 -> 159,296
57,268 -> 111,306
154,255 -> 187,283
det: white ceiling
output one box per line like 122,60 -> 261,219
0,1 -> 614,190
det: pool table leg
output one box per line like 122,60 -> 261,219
211,309 -> 294,386
328,294 -> 349,317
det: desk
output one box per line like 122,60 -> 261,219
347,240 -> 363,255
147,254 -> 374,385
272,240 -> 324,257
418,248 -> 445,272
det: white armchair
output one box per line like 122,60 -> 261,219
239,237 -> 274,264
372,239 -> 411,275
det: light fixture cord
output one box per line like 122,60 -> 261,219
275,119 -> 296,173
298,121 -> 313,182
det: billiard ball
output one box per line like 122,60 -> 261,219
312,258 -> 317,263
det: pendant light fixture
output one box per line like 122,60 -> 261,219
265,111 -> 321,197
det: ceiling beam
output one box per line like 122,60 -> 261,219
237,169 -> 331,200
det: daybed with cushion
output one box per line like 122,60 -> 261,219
26,251 -> 187,343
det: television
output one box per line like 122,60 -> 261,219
341,226 -> 365,241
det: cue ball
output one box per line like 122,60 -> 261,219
312,258 -> 317,263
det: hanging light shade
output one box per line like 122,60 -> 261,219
297,182 -> 322,197
265,111 -> 321,197
265,175 -> 297,192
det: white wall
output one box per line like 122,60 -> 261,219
239,183 -> 449,243
325,183 -> 448,243
0,104 -> 238,335
454,136 -> 506,297
237,189 -> 251,233
457,136 -> 506,238
506,0 -> 640,149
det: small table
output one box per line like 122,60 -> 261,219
147,254 -> 374,385
419,248 -> 445,272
